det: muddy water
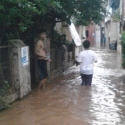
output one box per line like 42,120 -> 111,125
1,47 -> 125,125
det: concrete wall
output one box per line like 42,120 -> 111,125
19,46 -> 31,98
118,0 -> 123,53
109,22 -> 119,43
105,19 -> 119,45
11,40 -> 31,99
105,21 -> 111,42
95,25 -> 101,44
104,0 -> 122,52
12,47 -> 20,91
0,41 -> 32,110
54,22 -> 72,42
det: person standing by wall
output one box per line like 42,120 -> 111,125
76,40 -> 97,86
35,29 -> 50,89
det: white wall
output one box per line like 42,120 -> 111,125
95,25 -> 101,44
12,42 -> 31,99
109,22 -> 119,43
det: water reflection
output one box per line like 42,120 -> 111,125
89,48 -> 125,125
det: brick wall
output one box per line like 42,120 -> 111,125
86,24 -> 95,46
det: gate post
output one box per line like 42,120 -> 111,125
11,40 -> 31,99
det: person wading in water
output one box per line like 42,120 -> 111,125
76,40 -> 97,86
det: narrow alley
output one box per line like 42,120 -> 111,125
1,46 -> 125,125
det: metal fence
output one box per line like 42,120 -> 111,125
50,48 -> 63,72
0,46 -> 12,90
50,44 -> 75,73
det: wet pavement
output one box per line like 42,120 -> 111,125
1,46 -> 125,125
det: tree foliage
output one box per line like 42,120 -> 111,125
0,0 -> 106,43
58,0 -> 106,25
110,0 -> 120,10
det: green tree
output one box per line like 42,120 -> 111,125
0,0 -> 106,43
0,0 -> 59,43
58,0 -> 106,25
110,0 -> 120,10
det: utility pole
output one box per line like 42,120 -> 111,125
122,0 -> 124,31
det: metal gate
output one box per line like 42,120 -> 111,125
0,46 -> 12,95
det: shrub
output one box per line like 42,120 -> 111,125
0,81 -> 11,96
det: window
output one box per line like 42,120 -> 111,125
86,30 -> 89,38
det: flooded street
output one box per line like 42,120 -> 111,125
1,46 -> 125,125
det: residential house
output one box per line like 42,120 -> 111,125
105,0 -> 122,52
86,24 -> 95,46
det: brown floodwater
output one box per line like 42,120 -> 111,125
0,46 -> 125,125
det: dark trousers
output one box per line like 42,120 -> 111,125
37,59 -> 48,80
81,74 -> 93,86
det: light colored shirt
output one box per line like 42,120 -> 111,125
77,50 -> 97,74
